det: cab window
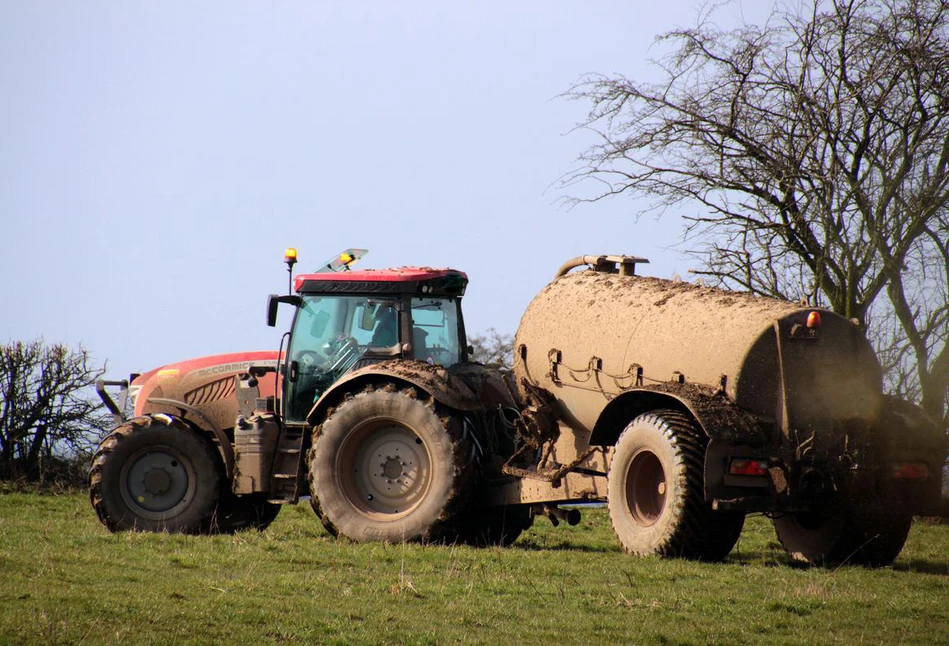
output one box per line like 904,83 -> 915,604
284,295 -> 398,421
410,297 -> 462,366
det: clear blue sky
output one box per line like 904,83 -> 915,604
0,1 -> 771,382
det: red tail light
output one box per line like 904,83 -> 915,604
729,458 -> 768,477
890,462 -> 930,480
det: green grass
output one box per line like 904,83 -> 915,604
1,493 -> 949,645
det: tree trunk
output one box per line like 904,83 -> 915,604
25,423 -> 47,479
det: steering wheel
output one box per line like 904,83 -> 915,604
295,350 -> 324,373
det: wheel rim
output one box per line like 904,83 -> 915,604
337,419 -> 432,520
625,449 -> 667,526
120,447 -> 196,520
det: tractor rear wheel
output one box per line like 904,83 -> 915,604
773,511 -> 911,567
308,494 -> 339,537
308,387 -> 472,543
90,415 -> 223,533
607,409 -> 745,561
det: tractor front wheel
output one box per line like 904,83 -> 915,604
90,415 -> 223,533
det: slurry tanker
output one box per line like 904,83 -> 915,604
92,252 -> 947,565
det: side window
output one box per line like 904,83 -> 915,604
411,298 -> 461,366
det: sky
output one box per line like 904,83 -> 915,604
1,0 -> 774,383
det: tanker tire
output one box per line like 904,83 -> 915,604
212,492 -> 281,533
843,513 -> 913,567
607,409 -> 745,561
774,511 -> 912,567
89,415 -> 223,534
307,387 -> 472,543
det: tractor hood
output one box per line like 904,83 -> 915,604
131,351 -> 280,419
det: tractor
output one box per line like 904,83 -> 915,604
92,249 -> 529,544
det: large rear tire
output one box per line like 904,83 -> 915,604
90,415 -> 223,533
307,387 -> 472,543
308,494 -> 339,537
774,511 -> 911,567
607,409 -> 745,561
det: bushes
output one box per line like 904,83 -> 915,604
0,340 -> 110,485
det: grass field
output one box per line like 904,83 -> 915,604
1,492 -> 948,645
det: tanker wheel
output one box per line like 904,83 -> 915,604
607,409 -> 745,561
774,511 -> 912,567
448,504 -> 532,547
89,415 -> 223,533
213,492 -> 282,533
307,387 -> 471,543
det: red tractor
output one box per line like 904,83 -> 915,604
91,250 -> 527,544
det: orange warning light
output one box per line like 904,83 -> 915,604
284,248 -> 298,267
806,311 -> 821,328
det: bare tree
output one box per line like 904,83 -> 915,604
469,328 -> 515,370
0,340 -> 110,481
562,0 -> 949,426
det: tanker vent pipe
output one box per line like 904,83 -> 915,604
554,254 -> 650,279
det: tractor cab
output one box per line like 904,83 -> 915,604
273,266 -> 470,422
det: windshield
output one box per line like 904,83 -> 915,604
410,297 -> 463,367
284,295 -> 399,421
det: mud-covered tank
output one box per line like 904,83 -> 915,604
514,262 -> 883,436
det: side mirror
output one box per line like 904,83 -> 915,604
267,294 -> 302,327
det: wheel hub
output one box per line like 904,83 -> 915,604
382,457 -> 404,480
626,450 -> 667,526
143,468 -> 173,495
